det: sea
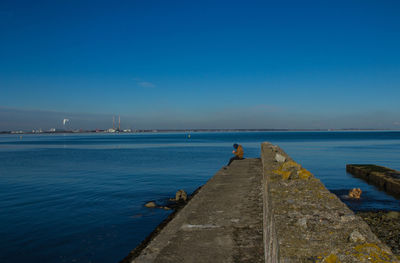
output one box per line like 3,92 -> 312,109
0,131 -> 399,263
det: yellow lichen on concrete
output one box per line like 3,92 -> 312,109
280,160 -> 302,171
281,171 -> 291,180
272,169 -> 291,180
322,253 -> 340,263
271,160 -> 305,180
272,169 -> 281,175
298,168 -> 312,179
353,243 -> 392,263
328,193 -> 338,200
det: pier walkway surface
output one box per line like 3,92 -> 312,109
132,159 -> 264,263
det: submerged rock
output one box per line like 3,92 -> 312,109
144,201 -> 157,208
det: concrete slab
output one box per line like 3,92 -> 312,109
347,164 -> 400,198
131,159 -> 264,263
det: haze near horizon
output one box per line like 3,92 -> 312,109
1,0 -> 399,131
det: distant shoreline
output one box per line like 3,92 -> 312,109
1,128 -> 399,135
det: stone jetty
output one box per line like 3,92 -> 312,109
347,164 -> 400,197
125,143 -> 399,262
262,143 -> 398,262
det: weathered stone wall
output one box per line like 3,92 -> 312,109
261,142 -> 399,263
347,164 -> 400,198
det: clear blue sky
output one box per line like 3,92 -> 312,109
1,0 -> 399,130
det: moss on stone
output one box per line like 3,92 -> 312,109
280,160 -> 302,171
272,160 -> 310,180
272,169 -> 292,180
353,243 -> 392,263
323,253 -> 340,263
298,168 -> 312,180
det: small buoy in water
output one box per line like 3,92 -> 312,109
188,134 -> 191,139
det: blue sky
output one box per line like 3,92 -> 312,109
1,0 -> 399,130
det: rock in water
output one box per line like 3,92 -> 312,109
144,201 -> 156,208
348,188 -> 362,199
175,189 -> 187,201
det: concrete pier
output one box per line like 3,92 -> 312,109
131,159 -> 264,263
347,164 -> 400,197
127,143 -> 399,262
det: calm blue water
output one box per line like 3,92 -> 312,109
0,131 -> 399,262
